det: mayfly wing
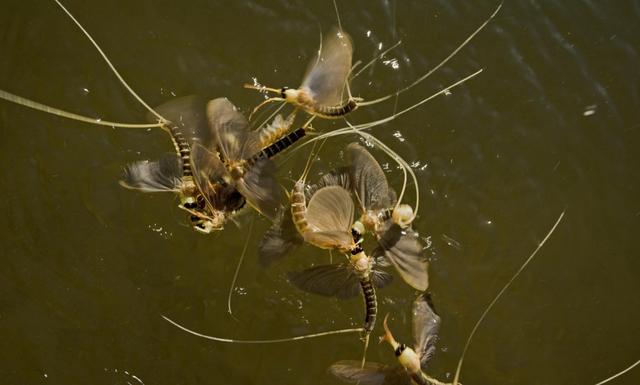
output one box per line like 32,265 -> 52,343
306,186 -> 354,232
206,97 -> 259,162
412,292 -> 441,368
346,143 -> 393,211
288,263 -> 361,299
308,166 -> 352,197
303,230 -> 355,252
329,360 -> 408,385
150,95 -> 210,145
370,269 -> 394,290
305,185 -> 355,250
375,222 -> 429,291
258,207 -> 303,268
300,28 -> 354,107
235,157 -> 282,220
120,153 -> 182,192
190,142 -> 226,204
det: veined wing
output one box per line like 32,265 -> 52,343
150,95 -> 210,145
307,166 -> 352,198
307,186 -> 354,232
255,113 -> 295,148
412,293 -> 441,368
370,269 -> 394,290
190,142 -> 227,209
346,143 -> 393,211
120,153 -> 182,192
329,361 -> 409,385
306,186 -> 355,251
258,207 -> 303,268
375,221 -> 429,291
206,97 -> 260,162
300,28 -> 353,107
303,230 -> 355,252
236,157 -> 282,220
288,263 -> 360,299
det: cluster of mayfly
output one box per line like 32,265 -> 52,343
0,1 -> 506,383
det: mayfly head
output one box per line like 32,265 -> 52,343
392,204 -> 414,228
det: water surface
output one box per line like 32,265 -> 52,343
1,1 -> 639,384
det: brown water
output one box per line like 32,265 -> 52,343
1,1 -> 639,384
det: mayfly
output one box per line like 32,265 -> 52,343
119,95 -> 241,233
285,139 -> 389,330
344,143 -> 429,291
244,1 -> 503,122
288,163 -> 392,336
330,293 -> 453,385
197,97 -> 309,220
261,143 -> 429,292
244,28 -> 361,120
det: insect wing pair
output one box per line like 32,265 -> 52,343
260,143 -> 429,291
121,96 -> 283,230
247,27 -> 356,119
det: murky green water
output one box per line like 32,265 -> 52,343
1,1 -> 639,384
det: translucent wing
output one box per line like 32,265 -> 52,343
206,97 -> 259,162
288,263 -> 361,299
303,230 -> 354,252
120,153 -> 182,192
375,221 -> 429,291
346,143 -> 392,211
258,207 -> 303,267
300,28 -> 353,106
189,142 -> 230,213
329,361 -> 409,385
150,95 -> 210,146
308,167 -> 352,198
306,186 -> 354,232
236,158 -> 282,220
412,293 -> 441,368
370,269 -> 394,290
191,143 -> 226,191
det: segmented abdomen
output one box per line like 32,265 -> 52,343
247,128 -> 306,167
314,99 -> 358,119
360,277 -> 377,333
291,181 -> 308,235
166,123 -> 192,177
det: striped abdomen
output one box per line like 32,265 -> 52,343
360,277 -> 377,333
256,114 -> 296,148
246,128 -> 306,168
166,123 -> 192,177
313,99 -> 358,119
291,181 -> 309,235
